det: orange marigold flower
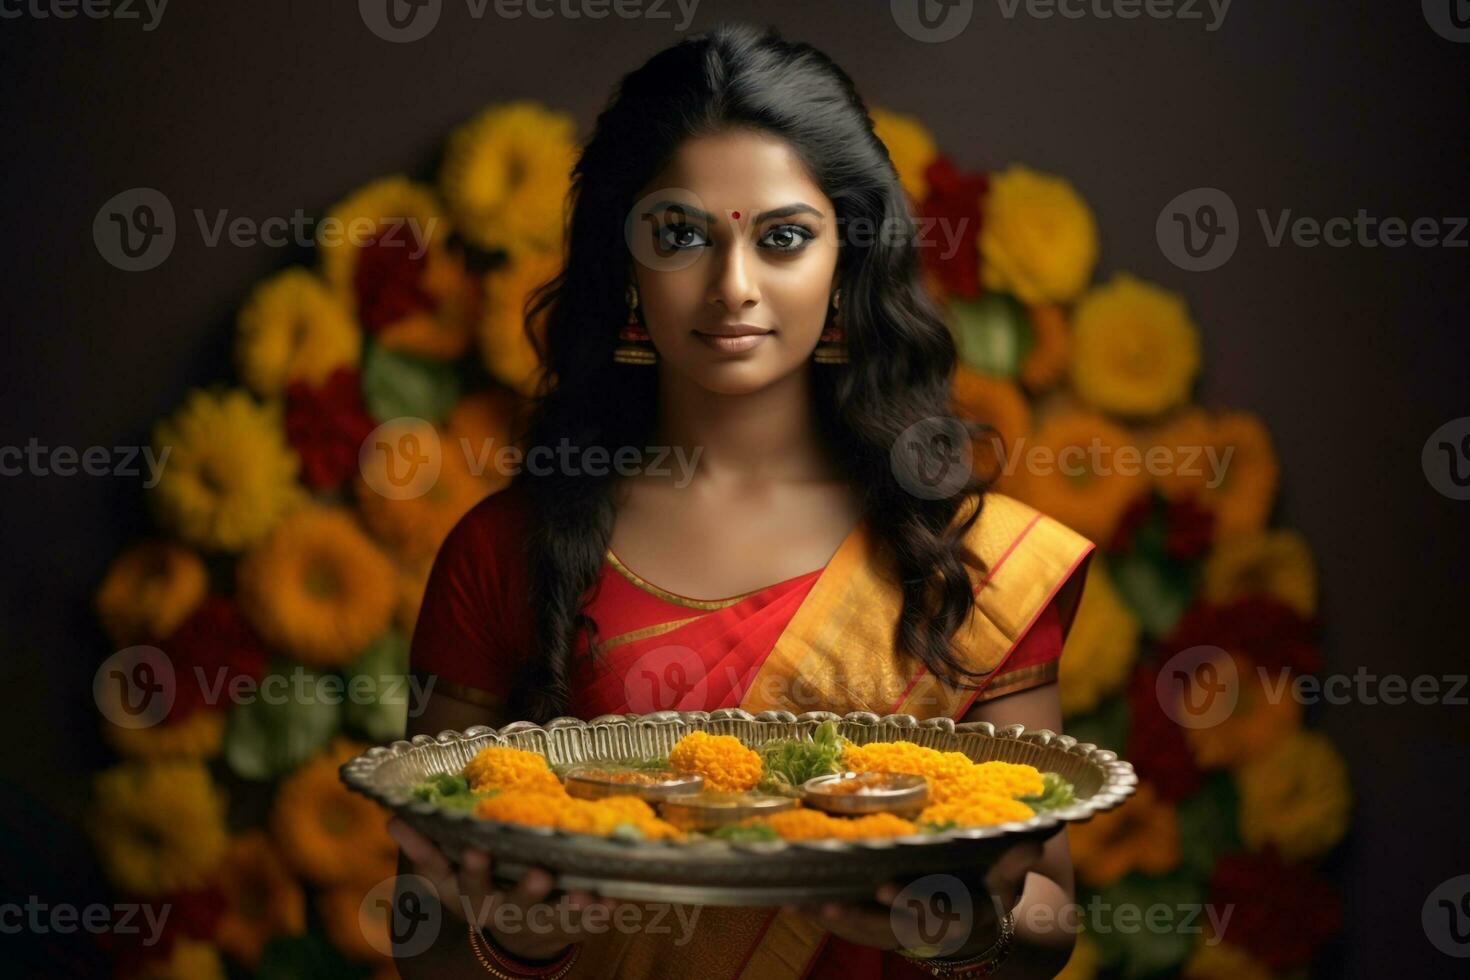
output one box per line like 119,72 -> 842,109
928,761 -> 1045,804
1067,783 -> 1180,887
354,430 -> 495,565
1010,410 -> 1150,546
842,741 -> 974,785
755,807 -> 918,842
214,830 -> 305,967
270,740 -> 397,888
318,880 -> 390,964
1184,651 -> 1301,769
102,710 -> 225,762
463,745 -> 565,795
920,793 -> 1035,828
1151,409 -> 1279,541
951,367 -> 1031,491
668,731 -> 763,793
1019,304 -> 1071,394
95,540 -> 208,647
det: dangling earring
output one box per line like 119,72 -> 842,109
813,290 -> 849,364
613,282 -> 657,365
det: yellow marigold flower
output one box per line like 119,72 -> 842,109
480,249 -> 559,397
215,830 -> 305,967
1010,410 -> 1150,546
271,740 -> 398,887
319,176 -> 445,299
951,367 -> 1031,492
755,808 -> 917,842
920,793 -> 1035,828
149,388 -> 301,552
1236,730 -> 1350,861
1185,652 -> 1301,769
475,789 -> 569,828
1151,409 -> 1279,540
1067,783 -> 1180,887
842,741 -> 974,785
354,430 -> 495,564
318,881 -> 389,964
1070,274 -> 1201,419
1182,937 -> 1274,980
102,710 -> 225,761
668,731 -> 763,792
1059,561 -> 1139,717
445,386 -> 526,487
1203,529 -> 1317,617
870,107 -> 938,202
463,745 -> 564,794
1019,304 -> 1071,394
237,506 -> 396,666
1054,928 -> 1099,980
981,166 -> 1099,304
95,540 -> 207,647
90,760 -> 227,895
130,938 -> 226,980
440,101 -> 577,256
235,268 -> 361,397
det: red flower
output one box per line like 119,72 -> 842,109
353,232 -> 433,334
918,155 -> 988,299
1125,662 -> 1203,801
1209,848 -> 1341,968
1106,492 -> 1155,553
104,887 -> 225,976
162,596 -> 268,720
1165,596 -> 1321,675
285,367 -> 376,490
1163,494 -> 1215,560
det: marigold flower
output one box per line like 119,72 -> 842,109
1066,783 -> 1180,887
95,540 -> 207,647
90,761 -> 228,895
463,745 -> 565,795
1182,937 -> 1274,980
102,710 -> 225,762
917,155 -> 987,300
980,165 -> 1098,304
1069,274 -> 1201,419
1183,652 -> 1301,769
213,831 -> 304,967
440,101 -> 576,256
127,938 -> 226,980
1203,529 -> 1317,617
950,367 -> 1031,491
1152,409 -> 1279,540
149,388 -> 300,552
920,793 -> 1035,828
235,268 -> 360,397
1236,730 -> 1350,861
284,366 -> 376,491
354,430 -> 494,564
236,506 -> 396,667
1019,304 -> 1071,393
754,807 -> 918,842
842,741 -> 974,785
1058,561 -> 1139,717
479,249 -> 559,397
270,740 -> 397,887
870,107 -> 938,202
1010,410 -> 1150,545
668,731 -> 763,792
317,881 -> 389,964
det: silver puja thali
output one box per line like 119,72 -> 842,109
340,708 -> 1137,906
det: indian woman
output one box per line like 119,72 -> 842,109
390,23 -> 1094,980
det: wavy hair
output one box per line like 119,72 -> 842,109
511,22 -> 992,721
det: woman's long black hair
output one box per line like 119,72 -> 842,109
511,22 -> 992,721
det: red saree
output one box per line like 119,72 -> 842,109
411,483 -> 1094,980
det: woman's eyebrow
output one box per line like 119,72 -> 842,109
644,201 -> 825,223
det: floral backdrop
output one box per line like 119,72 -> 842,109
86,101 -> 1349,978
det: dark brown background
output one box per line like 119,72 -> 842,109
2,2 -> 1467,976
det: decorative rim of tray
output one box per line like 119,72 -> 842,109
341,708 -> 1138,858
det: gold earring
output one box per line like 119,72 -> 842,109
613,282 -> 658,365
814,290 -> 849,364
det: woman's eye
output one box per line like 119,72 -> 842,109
655,222 -> 709,251
760,224 -> 815,252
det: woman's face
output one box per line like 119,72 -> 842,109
626,129 -> 840,396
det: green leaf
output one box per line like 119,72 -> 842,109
1174,772 -> 1242,884
1088,871 -> 1206,979
755,719 -> 847,792
1110,548 -> 1195,638
361,342 -> 462,424
1065,696 -> 1130,755
1019,772 -> 1076,812
223,664 -> 341,780
711,822 -> 779,843
344,629 -> 410,741
256,932 -> 363,980
949,292 -> 1029,378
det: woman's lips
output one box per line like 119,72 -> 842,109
692,329 -> 772,353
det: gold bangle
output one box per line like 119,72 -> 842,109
467,922 -> 579,979
898,908 -> 1015,977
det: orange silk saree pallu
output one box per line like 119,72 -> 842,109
565,493 -> 1094,980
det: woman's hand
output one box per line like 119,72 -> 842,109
388,817 -> 617,962
785,838 -> 1043,957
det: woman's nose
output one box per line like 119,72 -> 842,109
708,239 -> 761,312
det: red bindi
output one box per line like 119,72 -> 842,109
731,210 -> 740,219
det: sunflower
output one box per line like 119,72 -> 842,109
1058,561 -> 1139,716
90,761 -> 228,895
1010,410 -> 1150,545
214,831 -> 305,967
1236,730 -> 1350,861
235,268 -> 361,397
1184,652 -> 1301,770
1018,304 -> 1071,394
1067,782 -> 1180,887
1151,410 -> 1280,540
980,165 -> 1098,304
102,710 -> 225,761
440,101 -> 577,256
870,107 -> 938,202
149,388 -> 301,552
950,367 -> 1031,490
94,540 -> 207,647
270,740 -> 397,887
1202,529 -> 1317,616
236,507 -> 396,666
355,430 -> 494,564
318,177 -> 476,360
480,249 -> 559,396
1070,274 -> 1201,419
